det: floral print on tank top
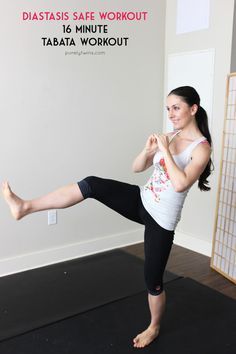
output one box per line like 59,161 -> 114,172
144,157 -> 171,202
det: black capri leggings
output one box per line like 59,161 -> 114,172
77,176 -> 175,296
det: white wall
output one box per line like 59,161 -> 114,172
164,0 -> 235,255
0,1 -> 166,275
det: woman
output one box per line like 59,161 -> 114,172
2,86 -> 213,348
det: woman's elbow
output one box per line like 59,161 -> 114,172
173,174 -> 192,193
173,183 -> 189,193
132,164 -> 139,173
132,166 -> 141,173
132,161 -> 145,173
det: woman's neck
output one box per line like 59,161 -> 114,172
177,120 -> 202,140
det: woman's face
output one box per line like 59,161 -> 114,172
166,94 -> 197,130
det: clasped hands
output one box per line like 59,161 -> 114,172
154,133 -> 169,153
145,133 -> 170,154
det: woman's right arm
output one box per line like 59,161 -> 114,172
132,134 -> 159,173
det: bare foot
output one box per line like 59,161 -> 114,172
2,181 -> 27,220
133,325 -> 160,348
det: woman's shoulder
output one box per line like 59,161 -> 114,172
199,139 -> 211,146
196,136 -> 211,150
192,138 -> 212,159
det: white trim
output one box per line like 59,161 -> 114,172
0,228 -> 144,277
174,229 -> 212,257
0,227 -> 212,277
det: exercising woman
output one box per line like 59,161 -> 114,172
2,86 -> 213,348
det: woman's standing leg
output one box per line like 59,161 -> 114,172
133,292 -> 166,349
2,181 -> 84,220
133,215 -> 174,348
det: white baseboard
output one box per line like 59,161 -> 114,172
0,228 -> 144,277
174,229 -> 212,257
0,228 -> 212,277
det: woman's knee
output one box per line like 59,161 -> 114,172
144,246 -> 165,296
145,276 -> 164,296
77,176 -> 98,199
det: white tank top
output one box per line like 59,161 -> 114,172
140,130 -> 207,231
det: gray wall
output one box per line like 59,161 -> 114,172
231,1 -> 236,71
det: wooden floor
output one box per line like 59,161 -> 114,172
122,242 -> 236,300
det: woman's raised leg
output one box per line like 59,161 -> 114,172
1,181 -> 84,220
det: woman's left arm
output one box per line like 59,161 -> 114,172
156,134 -> 211,192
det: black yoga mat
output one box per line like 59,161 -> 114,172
0,277 -> 235,354
0,249 -> 180,341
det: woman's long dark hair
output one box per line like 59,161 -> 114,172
168,86 -> 214,191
